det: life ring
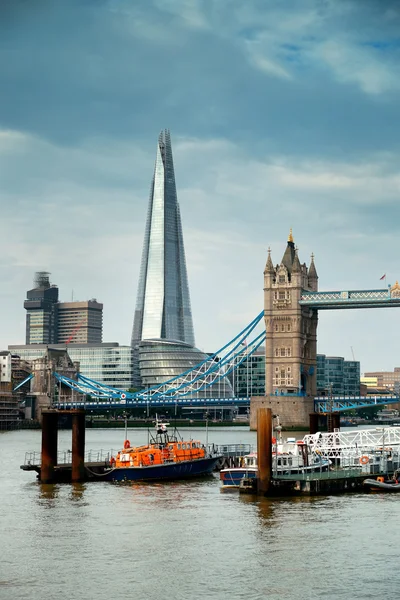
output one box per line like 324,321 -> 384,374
121,393 -> 126,400
272,437 -> 277,444
360,455 -> 369,465
123,439 -> 130,449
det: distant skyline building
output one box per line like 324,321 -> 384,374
9,343 -> 133,391
24,272 -> 59,344
316,354 -> 360,396
24,272 -> 103,345
131,129 -> 195,348
58,300 -> 103,344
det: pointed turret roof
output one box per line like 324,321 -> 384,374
281,228 -> 296,274
292,247 -> 301,273
308,253 -> 318,279
264,247 -> 274,274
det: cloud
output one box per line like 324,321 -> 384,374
1,1 -> 400,372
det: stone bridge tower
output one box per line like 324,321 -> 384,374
251,231 -> 318,429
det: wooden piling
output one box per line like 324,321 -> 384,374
309,412 -> 319,435
71,410 -> 86,482
257,408 -> 272,495
327,412 -> 340,433
41,410 -> 58,483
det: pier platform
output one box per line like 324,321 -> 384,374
240,469 -> 392,496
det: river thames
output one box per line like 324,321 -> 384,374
1,426 -> 399,600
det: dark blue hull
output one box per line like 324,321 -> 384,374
103,456 -> 221,482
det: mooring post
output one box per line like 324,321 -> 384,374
257,407 -> 272,495
309,412 -> 319,435
41,410 -> 58,483
71,409 -> 86,482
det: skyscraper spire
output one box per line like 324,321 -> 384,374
131,130 -> 195,348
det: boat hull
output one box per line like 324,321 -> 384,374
220,469 -> 257,489
363,478 -> 400,492
103,456 -> 221,482
220,462 -> 331,489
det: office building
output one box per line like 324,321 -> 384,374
24,272 -> 59,344
316,354 -> 360,396
24,273 -> 103,344
57,300 -> 103,344
131,129 -> 195,348
8,343 -> 133,391
0,351 -> 19,430
363,368 -> 400,392
131,129 -> 223,393
233,347 -> 266,397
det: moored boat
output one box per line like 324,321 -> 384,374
363,474 -> 400,492
220,438 -> 331,490
103,419 -> 222,482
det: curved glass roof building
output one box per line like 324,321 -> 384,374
138,339 -> 233,398
132,129 -> 195,349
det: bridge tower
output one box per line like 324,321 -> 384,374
251,231 -> 318,429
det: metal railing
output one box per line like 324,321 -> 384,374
23,449 -> 113,467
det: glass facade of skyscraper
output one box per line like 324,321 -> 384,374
131,129 -> 196,388
316,354 -> 360,396
132,130 -> 194,346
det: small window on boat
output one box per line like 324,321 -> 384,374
288,458 -> 292,466
177,443 -> 181,450
182,444 -> 186,449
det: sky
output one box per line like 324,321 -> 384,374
1,0 -> 400,372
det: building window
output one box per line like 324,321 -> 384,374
279,275 -> 285,283
287,323 -> 291,332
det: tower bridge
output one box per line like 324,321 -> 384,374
19,231 -> 400,427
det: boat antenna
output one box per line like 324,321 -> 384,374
124,411 -> 128,443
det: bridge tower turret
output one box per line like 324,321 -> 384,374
252,231 -> 318,429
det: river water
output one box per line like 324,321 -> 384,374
1,426 -> 399,600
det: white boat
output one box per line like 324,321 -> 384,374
220,438 -> 331,490
303,427 -> 400,473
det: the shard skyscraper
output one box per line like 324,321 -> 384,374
132,129 -> 195,351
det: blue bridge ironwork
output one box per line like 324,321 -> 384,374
314,396 -> 400,413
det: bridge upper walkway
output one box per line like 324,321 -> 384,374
300,287 -> 400,310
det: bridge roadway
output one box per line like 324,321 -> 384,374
52,394 -> 400,412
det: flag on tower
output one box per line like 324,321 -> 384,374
380,274 -> 386,281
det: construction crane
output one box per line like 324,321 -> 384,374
351,346 -> 356,361
65,320 -> 86,345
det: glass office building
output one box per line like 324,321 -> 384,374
131,129 -> 196,389
24,272 -> 59,344
317,354 -> 360,396
8,343 -> 133,390
132,129 -> 195,349
233,348 -> 266,396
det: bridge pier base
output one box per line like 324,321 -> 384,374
250,396 -> 314,430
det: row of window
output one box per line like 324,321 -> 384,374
274,347 -> 292,357
274,323 -> 292,332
